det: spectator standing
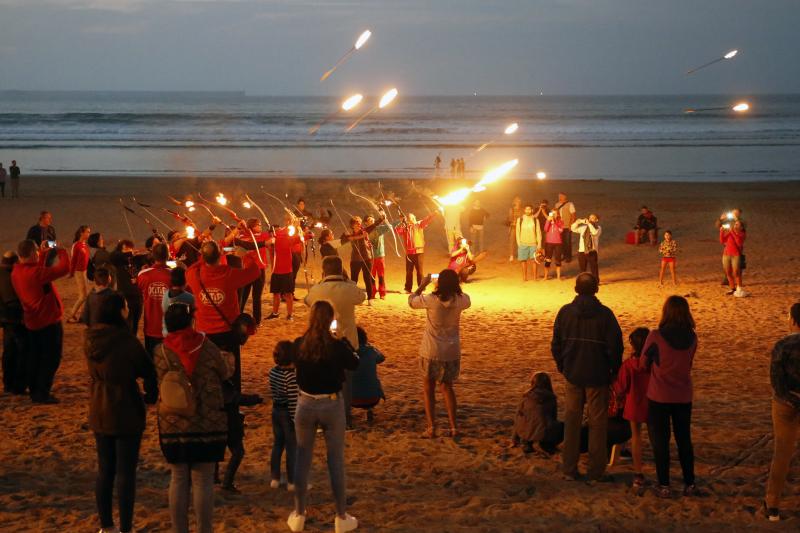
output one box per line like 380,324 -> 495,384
86,293 -> 154,533
81,268 -> 117,327
269,340 -> 299,490
516,205 -> 542,282
506,196 -> 524,262
720,219 -> 746,297
161,267 -> 195,337
0,163 -> 6,198
543,211 -> 564,281
658,230 -> 678,287
11,240 -> 70,403
26,211 -> 57,247
66,225 -> 92,323
137,243 -> 173,403
110,240 -> 146,335
1,251 -> 26,394
554,193 -> 576,263
551,273 -> 623,482
395,213 -> 437,293
467,200 -> 490,254
763,302 -> 800,522
571,214 -> 602,282
9,160 -> 20,199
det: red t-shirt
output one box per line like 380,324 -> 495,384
273,228 -> 301,275
70,241 -> 90,274
186,251 -> 260,334
11,249 -> 70,330
137,263 -> 172,339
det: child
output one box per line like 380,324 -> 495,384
269,340 -> 299,490
161,267 -> 195,336
351,326 -> 386,422
658,230 -> 678,287
511,372 -> 564,454
613,327 -> 651,491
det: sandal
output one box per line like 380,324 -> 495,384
422,427 -> 436,439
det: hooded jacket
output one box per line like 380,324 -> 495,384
642,327 -> 697,404
409,292 -> 471,361
304,275 -> 366,347
513,387 -> 560,443
551,294 -> 623,387
770,333 -> 800,411
85,324 -> 154,435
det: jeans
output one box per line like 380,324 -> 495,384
2,323 -> 27,394
239,269 -> 266,323
143,336 -> 162,404
562,382 -> 608,479
207,330 -> 241,394
27,322 -> 63,401
404,253 -> 424,292
95,433 -> 142,532
578,251 -> 599,281
222,406 -> 245,487
271,407 -> 297,483
647,400 -> 694,487
169,462 -> 215,533
68,271 -> 89,319
370,257 -> 386,298
294,394 -> 347,516
766,398 -> 800,508
350,260 -> 374,301
469,225 -> 485,254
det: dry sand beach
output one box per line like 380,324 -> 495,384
1,176 -> 799,532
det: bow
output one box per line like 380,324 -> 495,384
261,187 -> 297,222
131,197 -> 175,232
376,183 -> 402,258
197,192 -> 242,223
410,181 -> 444,215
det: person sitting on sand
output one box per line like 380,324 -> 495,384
409,269 -> 471,438
635,206 -> 658,245
447,234 -> 476,283
658,230 -> 678,287
643,296 -> 698,498
511,371 -> 564,454
763,301 -> 800,522
613,327 -> 651,491
351,326 -> 386,422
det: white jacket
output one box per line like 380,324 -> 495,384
305,275 -> 366,347
571,220 -> 602,253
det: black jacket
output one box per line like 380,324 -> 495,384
551,295 -> 623,387
0,265 -> 22,325
85,324 -> 155,435
771,333 -> 800,411
25,224 -> 56,247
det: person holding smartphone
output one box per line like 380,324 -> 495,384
25,211 -> 57,248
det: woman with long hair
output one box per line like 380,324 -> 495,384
643,295 -> 698,498
85,292 -> 154,533
409,269 -> 471,438
288,300 -> 360,533
67,224 -> 91,322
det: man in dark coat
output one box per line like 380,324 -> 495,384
552,272 -> 623,482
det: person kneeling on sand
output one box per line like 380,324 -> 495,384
351,326 -> 386,422
511,371 -> 564,454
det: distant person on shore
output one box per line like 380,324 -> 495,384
516,204 -> 542,282
26,211 -> 57,247
288,300 -> 360,533
0,251 -> 26,395
9,160 -> 20,199
571,214 -> 602,282
543,210 -> 564,281
510,371 -> 564,454
352,326 -> 386,422
613,327 -> 651,491
409,270 -> 471,439
458,158 -> 466,177
506,196 -> 523,262
720,219 -> 746,297
763,302 -> 800,522
11,239 -> 70,403
0,163 -> 6,197
395,212 -> 437,293
551,273 -> 623,482
66,225 -> 92,323
269,340 -> 298,491
635,206 -> 658,246
81,267 -> 117,327
643,296 -> 697,498
467,200 -> 489,254
450,159 -> 457,178
434,153 -> 442,175
86,293 -> 154,533
658,230 -> 678,287
554,193 -> 576,263
156,303 -> 233,533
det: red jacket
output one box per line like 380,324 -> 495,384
11,249 -> 70,330
70,241 -> 90,274
186,251 -> 260,334
395,214 -> 435,255
720,228 -> 745,256
137,263 -> 172,339
613,356 -> 650,424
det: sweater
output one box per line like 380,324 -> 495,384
368,221 -> 393,259
770,333 -> 800,411
137,263 -> 172,339
269,366 -> 298,419
544,219 -> 564,244
643,328 -> 696,404
304,275 -> 366,347
293,336 -> 360,394
551,295 -> 623,387
70,241 -> 90,274
613,356 -> 650,423
513,387 -> 560,442
11,249 -> 69,330
85,325 -> 154,436
408,292 -> 471,362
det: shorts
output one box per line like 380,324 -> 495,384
722,254 -> 741,272
420,357 -> 460,384
517,245 -> 537,261
661,257 -> 676,264
270,272 -> 295,294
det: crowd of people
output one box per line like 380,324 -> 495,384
0,183 -> 786,532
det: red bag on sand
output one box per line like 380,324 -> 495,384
625,231 -> 637,245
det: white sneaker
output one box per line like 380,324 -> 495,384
335,513 -> 358,532
270,479 -> 280,489
734,287 -> 748,298
287,511 -> 306,532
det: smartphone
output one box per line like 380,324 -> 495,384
166,260 -> 178,269
222,246 -> 235,253
47,240 -> 57,248
726,211 -> 734,220
722,223 -> 731,230
431,273 -> 439,280
330,319 -> 338,332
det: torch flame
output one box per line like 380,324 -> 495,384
732,102 -> 749,112
242,201 -> 252,209
186,226 -> 196,239
185,200 -> 194,208
435,188 -> 472,206
215,193 -> 227,206
383,200 -> 392,206
504,122 -> 519,135
536,171 -> 547,180
288,225 -> 296,237
342,93 -> 363,111
379,88 -> 398,109
188,206 -> 196,212
724,49 -> 738,59
354,30 -> 371,50
474,159 -> 519,189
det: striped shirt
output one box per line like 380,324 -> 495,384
269,366 -> 298,420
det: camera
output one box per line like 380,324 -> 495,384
46,240 -> 57,248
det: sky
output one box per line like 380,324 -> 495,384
0,0 -> 797,96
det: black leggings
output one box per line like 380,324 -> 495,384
350,260 -> 374,300
544,243 -> 562,267
239,269 -> 266,323
95,433 -> 142,532
647,400 -> 694,487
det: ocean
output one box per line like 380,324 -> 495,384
0,91 -> 798,181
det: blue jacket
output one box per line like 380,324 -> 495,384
352,343 -> 386,400
369,221 -> 393,259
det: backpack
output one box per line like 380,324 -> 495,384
159,345 -> 196,417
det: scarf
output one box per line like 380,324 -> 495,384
164,327 -> 206,377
